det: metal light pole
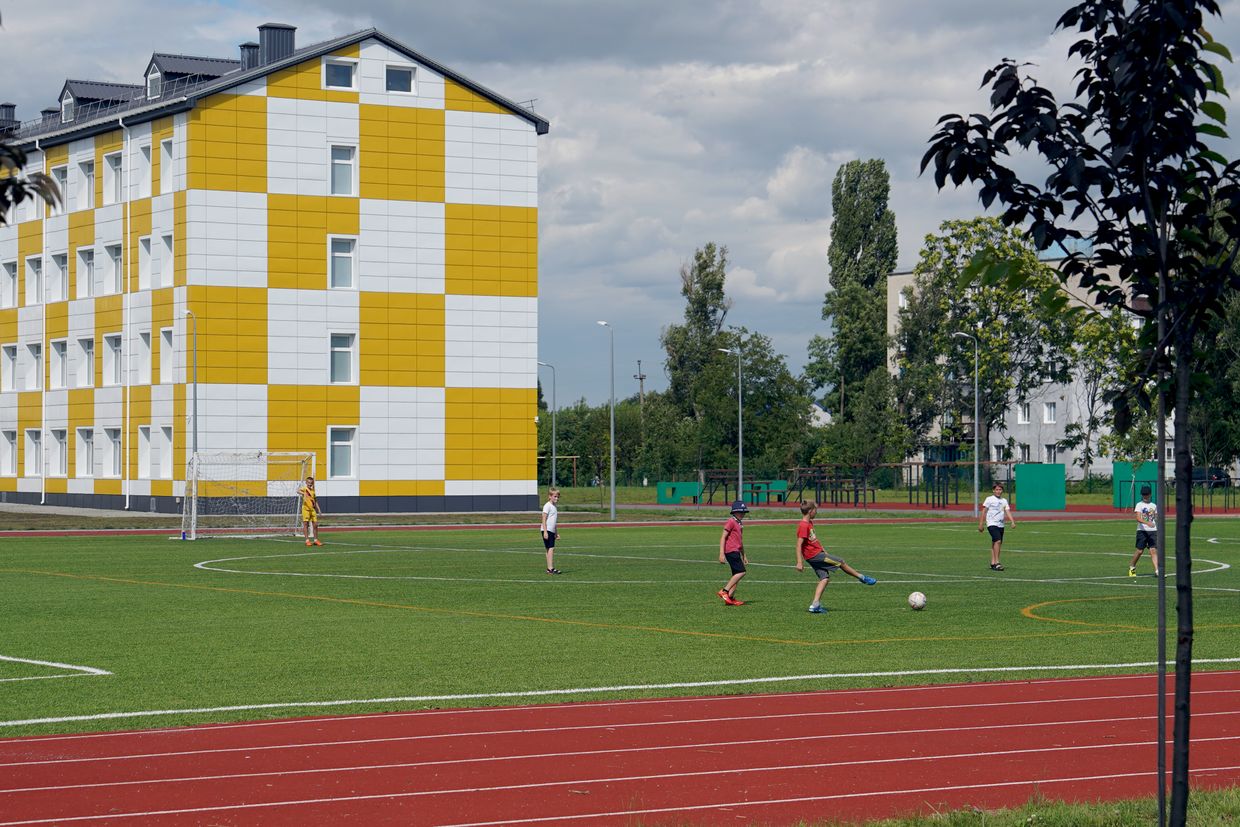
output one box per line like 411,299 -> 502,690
184,309 -> 198,458
952,331 -> 979,518
718,347 -> 743,498
596,321 -> 615,521
537,360 -> 556,486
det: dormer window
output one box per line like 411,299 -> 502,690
147,70 -> 161,100
60,94 -> 74,123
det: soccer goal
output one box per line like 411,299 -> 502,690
181,451 -> 316,540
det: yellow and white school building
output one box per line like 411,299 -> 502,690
0,24 -> 547,512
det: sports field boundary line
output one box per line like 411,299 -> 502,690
0,656 -> 111,684
4,657 -> 1238,729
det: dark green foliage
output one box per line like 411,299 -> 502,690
1,142 -> 60,226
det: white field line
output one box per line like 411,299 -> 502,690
9,668 -> 1237,747
0,656 -> 110,684
6,694 -> 1240,770
4,658 -> 1240,730
4,760 -> 1240,826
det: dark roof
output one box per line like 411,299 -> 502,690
62,80 -> 143,103
148,53 -> 242,79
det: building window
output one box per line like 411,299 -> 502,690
103,152 -> 123,205
1017,402 -> 1030,424
329,333 -> 356,384
323,59 -> 356,90
77,248 -> 95,298
138,145 -> 152,199
1019,443 -> 1030,463
50,166 -> 68,216
106,245 -> 122,294
25,256 -> 42,306
50,339 -> 68,389
61,95 -> 74,123
329,426 -> 356,478
26,343 -> 42,390
160,328 -> 173,384
1,344 -> 15,391
329,237 -> 356,289
50,429 -> 67,476
104,334 -> 123,386
160,234 -> 173,287
1045,443 -> 1059,464
137,331 -> 152,385
159,426 -> 173,479
105,428 -> 122,477
1043,401 -> 1057,424
51,254 -> 68,302
76,428 -> 94,477
2,261 -> 15,308
160,139 -> 174,193
138,425 -> 151,479
385,65 -> 414,94
1,430 -> 15,476
78,160 -> 95,210
138,236 -> 151,290
76,337 -> 94,388
147,70 -> 161,100
329,145 -> 355,196
25,429 -> 41,477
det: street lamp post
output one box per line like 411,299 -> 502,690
537,361 -> 556,487
596,321 -> 615,521
718,347 -> 743,500
952,331 -> 979,518
184,309 -> 198,458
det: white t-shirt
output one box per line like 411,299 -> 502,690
542,500 -> 558,533
1135,500 -> 1157,533
982,495 -> 1010,528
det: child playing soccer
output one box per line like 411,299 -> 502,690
795,501 -> 876,613
1130,484 -> 1161,577
717,500 -> 749,605
979,482 -> 1015,570
298,476 -> 322,546
541,488 -> 562,574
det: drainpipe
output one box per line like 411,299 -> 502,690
36,138 -> 46,504
120,116 -> 131,509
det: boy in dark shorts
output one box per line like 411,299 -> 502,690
795,501 -> 876,613
1130,484 -> 1160,577
717,500 -> 749,605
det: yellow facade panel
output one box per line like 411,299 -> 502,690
443,388 -> 536,480
187,94 -> 267,192
444,79 -> 507,115
358,292 -> 445,387
174,190 -> 187,287
45,302 -> 69,341
185,286 -> 268,385
17,221 -> 42,307
94,479 -> 122,496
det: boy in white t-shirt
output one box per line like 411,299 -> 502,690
978,482 -> 1015,571
541,488 -> 561,574
1130,484 -> 1161,577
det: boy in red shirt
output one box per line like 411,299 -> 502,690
717,500 -> 749,605
795,501 -> 876,613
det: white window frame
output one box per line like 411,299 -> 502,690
50,429 -> 67,476
159,328 -> 173,384
105,427 -> 122,477
1043,401 -> 1057,424
328,426 -> 356,478
138,145 -> 152,199
328,236 -> 356,290
76,337 -> 94,388
50,253 -> 68,302
159,138 -> 174,194
384,64 -> 416,95
329,144 -> 357,196
77,247 -> 95,299
1,261 -> 16,308
1045,443 -> 1059,464
159,425 -> 173,479
50,166 -> 68,216
1,344 -> 15,391
329,332 -> 357,384
147,69 -> 161,100
1017,402 -> 1030,425
25,256 -> 42,306
322,58 -> 358,90
25,429 -> 41,477
50,339 -> 68,389
159,233 -> 173,287
60,94 -> 74,124
137,330 -> 152,385
1019,443 -> 1031,463
106,244 -> 122,294
138,236 -> 151,290
137,425 -> 151,479
103,152 -> 123,206
77,160 -> 95,210
1,430 -> 16,476
25,342 -> 42,390
76,427 -> 94,477
104,334 -> 123,386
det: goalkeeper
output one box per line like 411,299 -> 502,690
298,476 -> 323,546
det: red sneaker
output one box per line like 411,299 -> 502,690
313,539 -> 323,546
723,594 -> 744,606
717,589 -> 730,602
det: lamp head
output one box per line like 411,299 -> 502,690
596,320 -> 609,327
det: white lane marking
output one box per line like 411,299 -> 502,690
0,655 -> 110,683
4,658 -> 1239,730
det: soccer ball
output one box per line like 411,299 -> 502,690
908,591 -> 927,611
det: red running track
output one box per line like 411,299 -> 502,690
2,671 -> 1239,825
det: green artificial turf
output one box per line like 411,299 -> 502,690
1,516 -> 1237,738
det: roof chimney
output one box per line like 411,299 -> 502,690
258,23 -> 296,65
0,103 -> 16,135
41,106 -> 59,121
240,42 -> 260,70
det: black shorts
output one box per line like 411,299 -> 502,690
1136,530 -> 1157,550
542,531 -> 558,549
987,526 -> 1005,542
724,551 -> 746,574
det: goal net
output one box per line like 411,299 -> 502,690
181,451 -> 316,540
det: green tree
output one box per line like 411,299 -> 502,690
922,1 -> 1240,817
661,243 -> 731,420
1,142 -> 59,227
1062,308 -> 1139,484
814,369 -> 912,484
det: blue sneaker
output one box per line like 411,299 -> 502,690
808,605 -> 826,613
860,575 -> 877,585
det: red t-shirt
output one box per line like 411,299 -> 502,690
797,519 -> 823,559
722,516 -> 744,552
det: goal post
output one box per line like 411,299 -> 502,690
181,451 -> 316,540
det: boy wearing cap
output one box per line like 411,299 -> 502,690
1130,484 -> 1161,576
717,500 -> 749,605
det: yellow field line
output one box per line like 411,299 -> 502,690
2,568 -> 1157,647
1023,595 -> 1240,632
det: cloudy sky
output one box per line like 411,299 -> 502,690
7,1 -> 1240,403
